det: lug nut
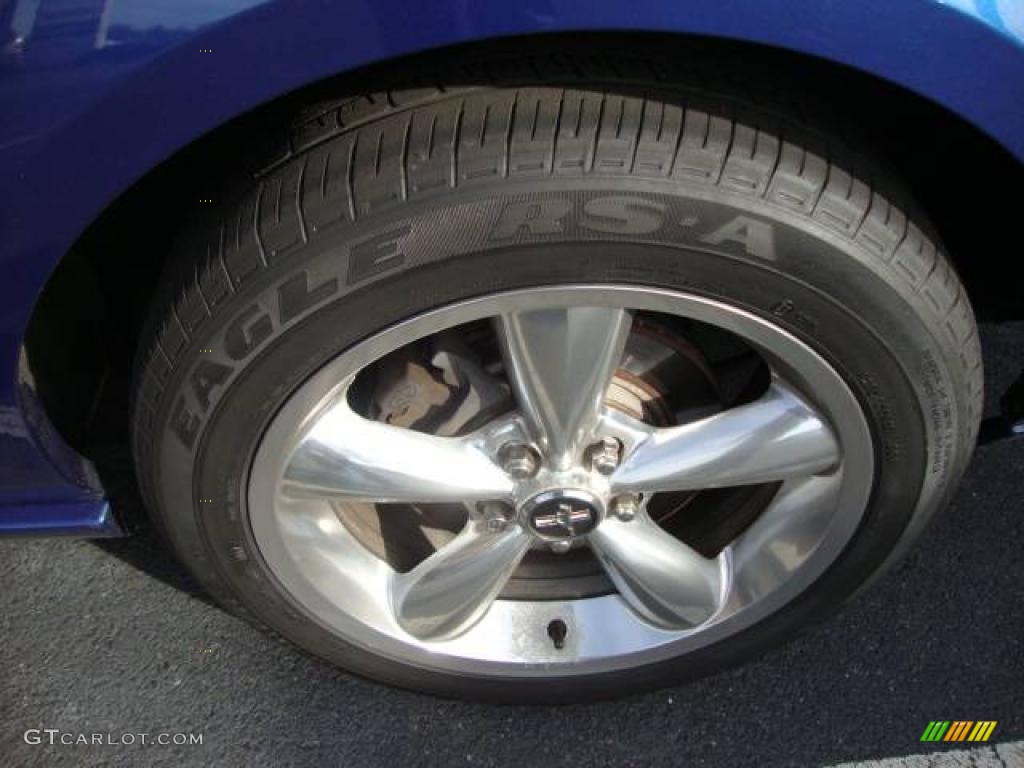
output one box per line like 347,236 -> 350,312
478,501 -> 515,532
479,500 -> 515,519
549,540 -> 572,554
498,442 -> 540,479
587,437 -> 622,475
610,494 -> 640,522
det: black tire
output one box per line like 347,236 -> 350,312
132,53 -> 982,702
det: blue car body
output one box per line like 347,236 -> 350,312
1,0 -> 1022,536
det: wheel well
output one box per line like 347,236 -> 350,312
24,31 -> 1022,457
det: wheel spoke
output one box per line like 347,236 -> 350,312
611,381 -> 840,493
730,475 -> 842,601
282,401 -> 513,504
496,306 -> 631,469
390,520 -> 532,640
589,514 -> 723,628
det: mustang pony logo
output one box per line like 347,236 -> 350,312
531,502 -> 595,538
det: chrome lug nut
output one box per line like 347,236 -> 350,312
610,494 -> 640,522
549,540 -> 572,554
498,442 -> 540,479
587,437 -> 623,475
478,501 -> 515,532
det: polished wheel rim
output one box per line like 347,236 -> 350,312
248,286 -> 874,676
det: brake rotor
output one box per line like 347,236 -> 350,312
605,316 -> 723,429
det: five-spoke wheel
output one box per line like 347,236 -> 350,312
248,287 -> 873,673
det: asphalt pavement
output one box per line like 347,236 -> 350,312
1,323 -> 1022,768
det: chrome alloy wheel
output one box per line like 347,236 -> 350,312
248,286 -> 873,677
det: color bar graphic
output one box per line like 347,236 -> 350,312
920,721 -> 996,742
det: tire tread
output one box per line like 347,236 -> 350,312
134,51 -> 983,506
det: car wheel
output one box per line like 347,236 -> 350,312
132,58 -> 981,701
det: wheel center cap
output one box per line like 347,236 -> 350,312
521,489 -> 602,540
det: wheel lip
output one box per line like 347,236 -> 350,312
247,284 -> 874,678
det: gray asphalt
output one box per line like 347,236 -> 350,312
1,324 -> 1022,768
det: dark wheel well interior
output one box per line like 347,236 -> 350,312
24,31 -> 1022,459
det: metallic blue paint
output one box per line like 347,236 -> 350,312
0,0 -> 1021,536
0,499 -> 120,536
